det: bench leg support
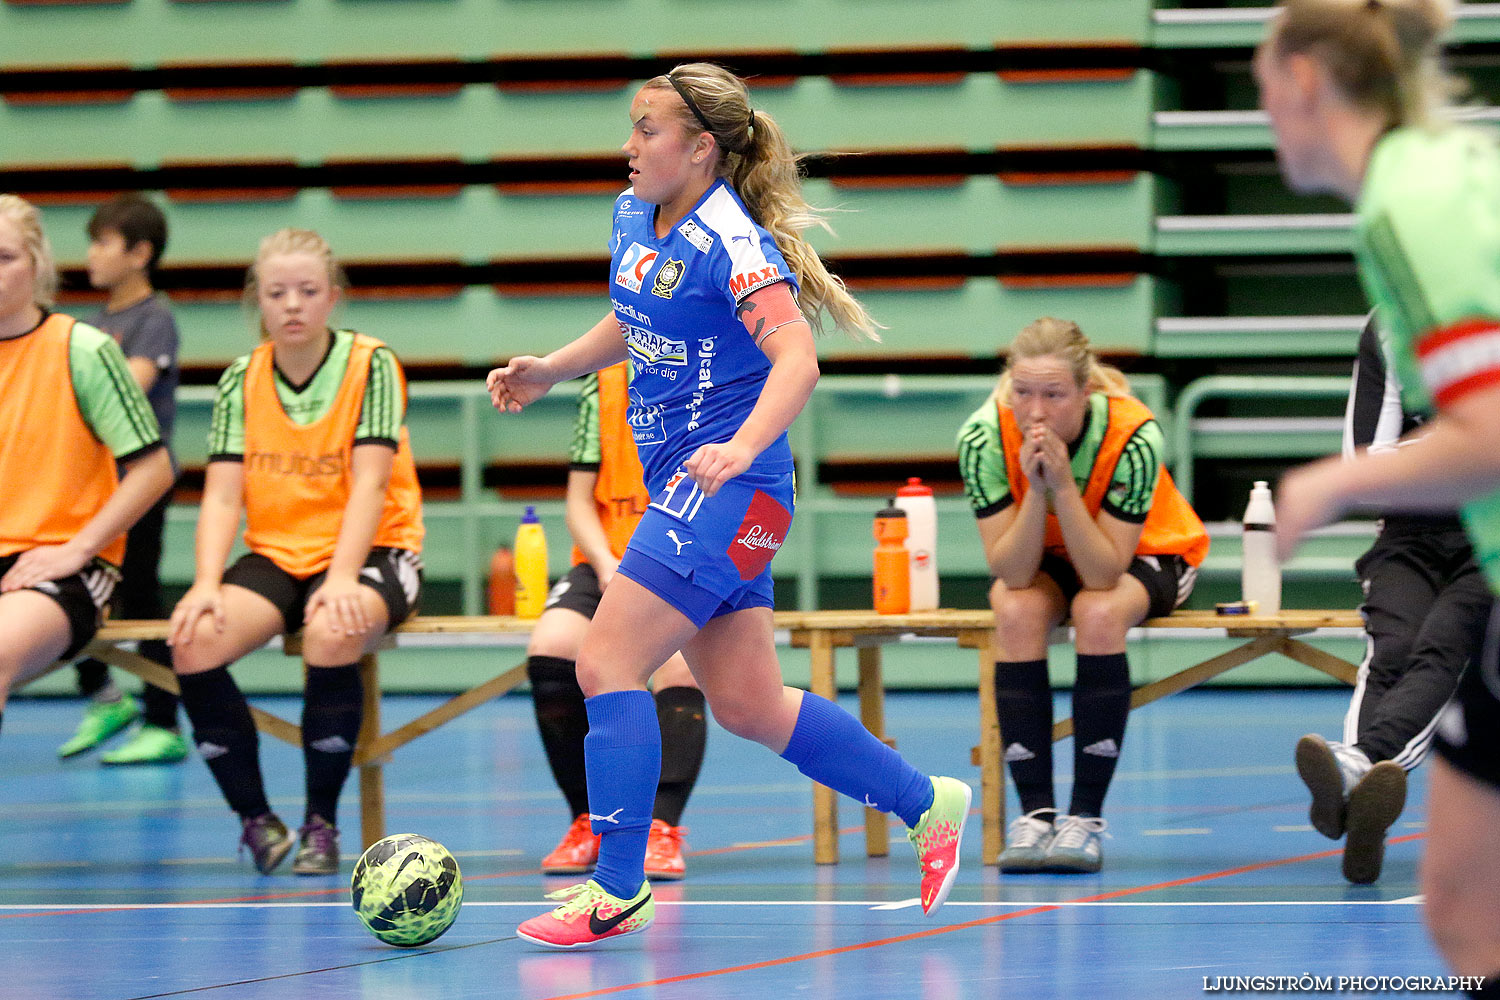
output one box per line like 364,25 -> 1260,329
356,653 -> 385,850
808,631 -> 839,865
857,645 -> 889,858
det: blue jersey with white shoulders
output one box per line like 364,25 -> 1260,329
608,178 -> 800,494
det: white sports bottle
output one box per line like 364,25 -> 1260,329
1241,480 -> 1281,615
895,477 -> 939,611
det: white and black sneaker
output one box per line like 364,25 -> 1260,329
1043,814 -> 1108,874
1295,734 -> 1372,839
998,808 -> 1057,873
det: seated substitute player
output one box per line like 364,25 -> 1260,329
958,317 -> 1208,874
169,228 -> 424,876
527,360 -> 707,881
61,193 -> 188,765
0,193 -> 174,734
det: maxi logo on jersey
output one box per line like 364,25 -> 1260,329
728,488 -> 791,580
615,242 -> 659,293
729,264 -> 782,300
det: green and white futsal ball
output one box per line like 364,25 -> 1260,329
351,833 -> 463,947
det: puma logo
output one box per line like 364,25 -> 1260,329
666,529 -> 692,556
587,808 -> 624,825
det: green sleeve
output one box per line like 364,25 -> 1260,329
355,346 -> 405,446
1357,129 -> 1500,411
68,322 -> 161,459
956,401 -> 1011,518
1102,418 -> 1163,523
570,371 -> 602,469
208,356 -> 250,461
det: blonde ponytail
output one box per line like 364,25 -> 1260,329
649,63 -> 880,340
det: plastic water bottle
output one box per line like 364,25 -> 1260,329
873,501 -> 911,615
895,476 -> 939,611
513,506 -> 549,620
1241,481 -> 1281,615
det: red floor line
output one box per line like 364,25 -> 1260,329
538,832 -> 1431,1000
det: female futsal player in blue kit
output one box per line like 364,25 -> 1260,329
488,63 -> 971,949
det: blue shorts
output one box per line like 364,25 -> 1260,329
617,466 -> 794,628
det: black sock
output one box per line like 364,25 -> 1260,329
302,664 -> 363,827
1070,652 -> 1132,817
653,685 -> 707,827
995,659 -> 1054,814
528,655 -> 591,819
138,639 -> 181,729
179,666 -> 269,819
75,659 -> 109,698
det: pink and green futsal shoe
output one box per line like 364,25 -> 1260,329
516,879 -> 654,949
906,776 -> 971,915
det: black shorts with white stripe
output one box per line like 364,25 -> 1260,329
0,551 -> 119,659
222,547 -> 423,634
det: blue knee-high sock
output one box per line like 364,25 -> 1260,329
779,692 -> 934,828
584,690 -> 660,899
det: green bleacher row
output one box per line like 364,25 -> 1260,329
0,0 -> 1154,70
6,0 -> 1498,75
121,275 -> 1167,369
38,175 -> 1158,265
3,73 -> 1156,168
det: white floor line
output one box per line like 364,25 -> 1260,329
1141,828 -> 1212,836
0,898 -> 1424,911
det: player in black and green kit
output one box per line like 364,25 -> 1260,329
1257,1 -> 1500,991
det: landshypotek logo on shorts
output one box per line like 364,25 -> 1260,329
727,489 -> 791,580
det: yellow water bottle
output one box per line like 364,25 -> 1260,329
513,506 -> 549,619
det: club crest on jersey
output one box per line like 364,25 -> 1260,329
615,242 -> 659,293
651,258 -> 686,299
677,219 -> 714,254
728,489 -> 792,580
729,264 -> 782,299
625,327 -> 688,367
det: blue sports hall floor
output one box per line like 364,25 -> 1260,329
1,687 -> 1451,999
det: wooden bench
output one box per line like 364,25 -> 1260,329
63,608 -> 1361,863
777,608 -> 1362,866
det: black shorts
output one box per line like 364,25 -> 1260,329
1434,602 -> 1500,792
0,551 -> 120,659
222,547 -> 423,633
543,562 -> 604,619
1036,551 -> 1198,620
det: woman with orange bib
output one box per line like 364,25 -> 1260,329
958,317 -> 1207,874
169,229 -> 424,876
0,194 -> 174,734
526,360 -> 706,882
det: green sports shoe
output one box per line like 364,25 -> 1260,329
100,724 -> 189,765
907,775 -> 972,916
58,695 -> 139,758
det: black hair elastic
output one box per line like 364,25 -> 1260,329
667,73 -> 715,135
